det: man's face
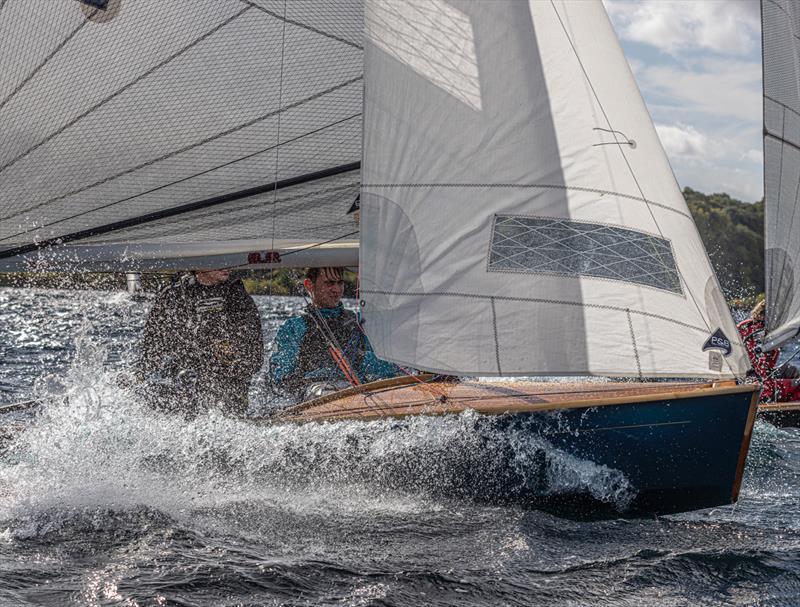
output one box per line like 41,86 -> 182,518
195,269 -> 230,286
305,268 -> 345,308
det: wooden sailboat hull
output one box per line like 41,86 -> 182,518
758,401 -> 800,427
269,378 -> 759,517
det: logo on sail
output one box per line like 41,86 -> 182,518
702,328 -> 732,357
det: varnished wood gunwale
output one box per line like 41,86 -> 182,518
732,388 -> 761,502
263,379 -> 759,425
759,401 -> 800,413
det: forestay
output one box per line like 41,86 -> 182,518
763,0 -> 800,350
0,0 -> 362,270
359,0 -> 749,378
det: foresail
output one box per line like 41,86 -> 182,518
360,0 -> 749,378
0,0 -> 362,271
763,0 -> 800,350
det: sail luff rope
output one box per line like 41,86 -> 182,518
549,0 -> 740,378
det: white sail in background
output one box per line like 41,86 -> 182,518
763,0 -> 800,350
360,0 -> 749,378
0,0 -> 363,270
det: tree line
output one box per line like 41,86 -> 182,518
683,187 -> 764,305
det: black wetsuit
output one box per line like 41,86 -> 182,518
136,275 -> 263,417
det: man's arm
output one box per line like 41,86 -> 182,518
224,290 -> 264,381
359,333 -> 403,382
269,317 -> 307,390
136,288 -> 180,380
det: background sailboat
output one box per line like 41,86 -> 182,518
0,0 -> 758,515
755,0 -> 800,424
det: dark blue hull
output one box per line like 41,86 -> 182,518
490,389 -> 757,516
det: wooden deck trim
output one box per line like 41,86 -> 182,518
280,374 -> 438,414
266,381 -> 758,424
759,401 -> 800,413
732,388 -> 760,503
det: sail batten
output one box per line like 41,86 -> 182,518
359,0 -> 748,378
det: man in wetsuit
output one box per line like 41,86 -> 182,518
136,269 -> 264,417
269,267 -> 401,400
738,299 -> 800,403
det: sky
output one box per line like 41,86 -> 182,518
603,0 -> 763,203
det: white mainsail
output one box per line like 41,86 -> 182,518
359,0 -> 749,378
763,0 -> 800,350
0,0 -> 363,270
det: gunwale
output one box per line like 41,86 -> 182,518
264,376 -> 759,424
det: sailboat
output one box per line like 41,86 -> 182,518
0,0 -> 758,515
754,0 -> 800,426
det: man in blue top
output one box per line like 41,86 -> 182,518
269,267 -> 402,400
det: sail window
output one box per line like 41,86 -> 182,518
488,215 -> 682,294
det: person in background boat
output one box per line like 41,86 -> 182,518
135,269 -> 264,417
269,267 -> 402,400
737,299 -> 800,403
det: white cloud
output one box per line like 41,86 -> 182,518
636,57 -> 761,122
655,123 -> 713,159
742,148 -> 763,164
653,122 -> 762,201
604,0 -> 760,57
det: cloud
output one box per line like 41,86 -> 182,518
655,123 -> 712,159
653,122 -> 762,201
604,0 -> 760,58
636,57 -> 761,122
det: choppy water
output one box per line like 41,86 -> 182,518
1,287 -> 799,606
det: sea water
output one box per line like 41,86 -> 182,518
0,287 -> 799,606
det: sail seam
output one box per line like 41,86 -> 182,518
765,131 -> 800,155
361,183 -> 691,219
764,0 -> 800,41
0,6 -> 252,177
765,95 -> 800,120
361,289 -> 712,334
490,297 -> 502,375
626,309 -> 643,379
0,80 -> 363,226
0,162 -> 360,260
0,19 -> 89,114
83,182 -> 360,242
239,0 -> 363,50
0,114 -> 361,243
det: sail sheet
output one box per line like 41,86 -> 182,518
0,0 -> 362,270
763,0 -> 800,349
359,0 -> 749,378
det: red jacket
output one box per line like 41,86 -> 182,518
738,317 -> 780,402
